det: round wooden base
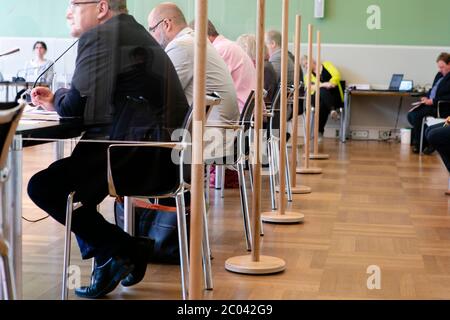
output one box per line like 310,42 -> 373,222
261,211 -> 305,223
276,185 -> 312,194
309,153 -> 329,160
297,167 -> 323,174
225,255 -> 286,275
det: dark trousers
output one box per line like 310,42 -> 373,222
407,104 -> 437,148
426,123 -> 450,172
312,87 -> 341,134
27,139 -> 135,262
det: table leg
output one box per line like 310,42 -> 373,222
341,91 -> 351,143
55,140 -> 65,160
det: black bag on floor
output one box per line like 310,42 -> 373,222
114,200 -> 188,264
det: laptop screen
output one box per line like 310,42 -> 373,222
389,74 -> 404,90
399,80 -> 413,92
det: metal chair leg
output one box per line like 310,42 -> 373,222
215,165 -> 222,189
285,146 -> 293,202
202,194 -> 213,290
175,193 -> 189,300
123,196 -> 134,236
62,192 -> 76,300
268,139 -> 277,210
0,241 -> 15,300
237,162 -> 252,252
220,165 -> 225,199
205,165 -> 210,207
419,118 -> 425,154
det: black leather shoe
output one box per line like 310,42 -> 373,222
412,145 -> 420,154
121,238 -> 154,287
75,256 -> 134,299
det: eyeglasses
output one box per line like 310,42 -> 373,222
68,1 -> 100,11
148,19 -> 166,33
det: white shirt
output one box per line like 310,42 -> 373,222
165,27 -> 239,125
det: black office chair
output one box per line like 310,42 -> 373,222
0,103 -> 25,300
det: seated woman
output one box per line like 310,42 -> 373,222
426,117 -> 450,195
236,34 -> 278,104
22,41 -> 54,86
301,56 -> 344,140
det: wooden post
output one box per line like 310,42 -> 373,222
189,0 -> 207,300
289,15 -> 312,194
297,24 -> 322,175
225,0 -> 286,275
261,0 -> 304,223
310,30 -> 330,160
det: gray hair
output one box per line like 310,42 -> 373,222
266,30 -> 282,47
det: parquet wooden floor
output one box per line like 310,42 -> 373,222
20,139 -> 450,299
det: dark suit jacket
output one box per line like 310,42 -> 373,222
428,72 -> 450,110
54,14 -> 188,142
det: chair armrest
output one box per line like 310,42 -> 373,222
437,100 -> 450,118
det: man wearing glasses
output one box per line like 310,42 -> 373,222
28,0 -> 188,299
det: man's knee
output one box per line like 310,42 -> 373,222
407,111 -> 416,125
427,128 -> 441,147
27,170 -> 51,203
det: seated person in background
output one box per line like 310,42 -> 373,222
28,0 -> 188,299
236,33 -> 278,103
265,30 -> 302,86
426,118 -> 450,194
152,4 -> 240,188
301,55 -> 343,140
21,41 -> 54,85
189,19 -> 256,113
147,3 -> 239,126
408,52 -> 450,153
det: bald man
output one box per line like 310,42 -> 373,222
148,3 -> 239,127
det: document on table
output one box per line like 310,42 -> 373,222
21,105 -> 60,121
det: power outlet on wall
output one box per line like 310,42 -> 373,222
379,130 -> 390,140
351,130 -> 369,139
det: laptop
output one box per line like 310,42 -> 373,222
388,74 -> 404,91
399,80 -> 413,92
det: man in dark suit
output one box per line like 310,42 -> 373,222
28,0 -> 188,299
408,52 -> 450,153
426,119 -> 450,194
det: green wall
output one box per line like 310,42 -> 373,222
1,0 -> 449,46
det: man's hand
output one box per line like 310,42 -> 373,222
31,87 -> 55,111
445,117 -> 450,126
420,97 -> 433,106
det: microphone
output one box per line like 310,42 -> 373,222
0,48 -> 20,57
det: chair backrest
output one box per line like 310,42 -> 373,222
238,91 -> 255,158
268,85 -> 294,137
0,103 -> 25,170
107,107 -> 193,198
